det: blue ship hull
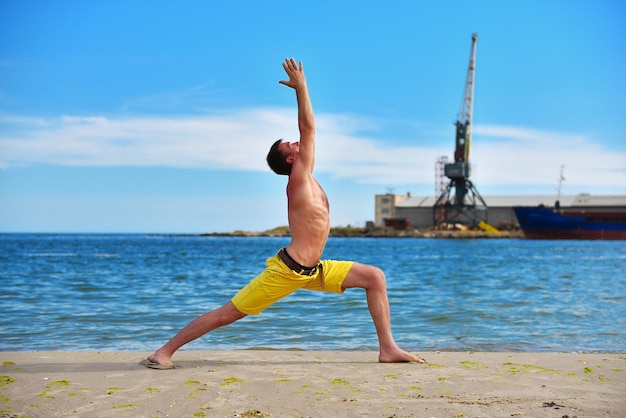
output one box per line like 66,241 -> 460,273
513,206 -> 626,240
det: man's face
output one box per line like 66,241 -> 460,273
278,141 -> 299,158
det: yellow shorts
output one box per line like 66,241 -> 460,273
231,251 -> 354,315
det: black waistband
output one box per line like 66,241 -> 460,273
278,248 -> 319,275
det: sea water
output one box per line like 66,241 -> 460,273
1,234 -> 624,353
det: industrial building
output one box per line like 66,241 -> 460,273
374,193 -> 626,230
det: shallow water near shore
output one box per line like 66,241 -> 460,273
1,234 -> 624,352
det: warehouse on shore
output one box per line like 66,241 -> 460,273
374,193 -> 626,230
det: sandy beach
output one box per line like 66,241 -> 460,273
1,350 -> 624,417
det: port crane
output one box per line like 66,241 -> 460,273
433,33 -> 488,227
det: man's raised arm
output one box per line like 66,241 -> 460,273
279,58 -> 315,171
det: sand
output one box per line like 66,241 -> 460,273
1,350 -> 624,417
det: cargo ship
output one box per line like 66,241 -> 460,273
513,206 -> 626,240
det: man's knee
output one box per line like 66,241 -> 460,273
343,263 -> 387,290
217,301 -> 247,326
369,266 -> 387,290
357,265 -> 386,291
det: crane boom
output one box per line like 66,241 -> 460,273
460,33 -> 477,162
455,33 -> 478,164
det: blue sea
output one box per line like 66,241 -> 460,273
1,234 -> 624,353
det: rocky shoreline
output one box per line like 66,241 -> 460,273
194,226 -> 524,239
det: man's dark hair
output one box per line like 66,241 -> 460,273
266,139 -> 292,175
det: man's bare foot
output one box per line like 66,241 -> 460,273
147,350 -> 176,368
379,347 -> 426,363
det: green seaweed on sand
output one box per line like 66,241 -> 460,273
37,380 -> 72,399
332,378 -> 350,385
460,361 -> 487,370
187,388 -> 208,398
427,363 -> 446,369
112,404 -> 134,409
221,377 -> 243,386
0,376 -> 16,389
239,410 -> 269,418
106,387 -> 123,395
502,362 -> 560,374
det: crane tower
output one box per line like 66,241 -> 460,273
433,33 -> 488,227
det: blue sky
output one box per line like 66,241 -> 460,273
1,0 -> 625,233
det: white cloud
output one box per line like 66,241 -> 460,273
0,110 -> 292,170
471,125 -> 626,188
1,110 -> 624,191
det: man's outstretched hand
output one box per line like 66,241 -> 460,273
279,58 -> 306,90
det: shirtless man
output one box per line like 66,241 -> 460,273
144,59 -> 424,368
